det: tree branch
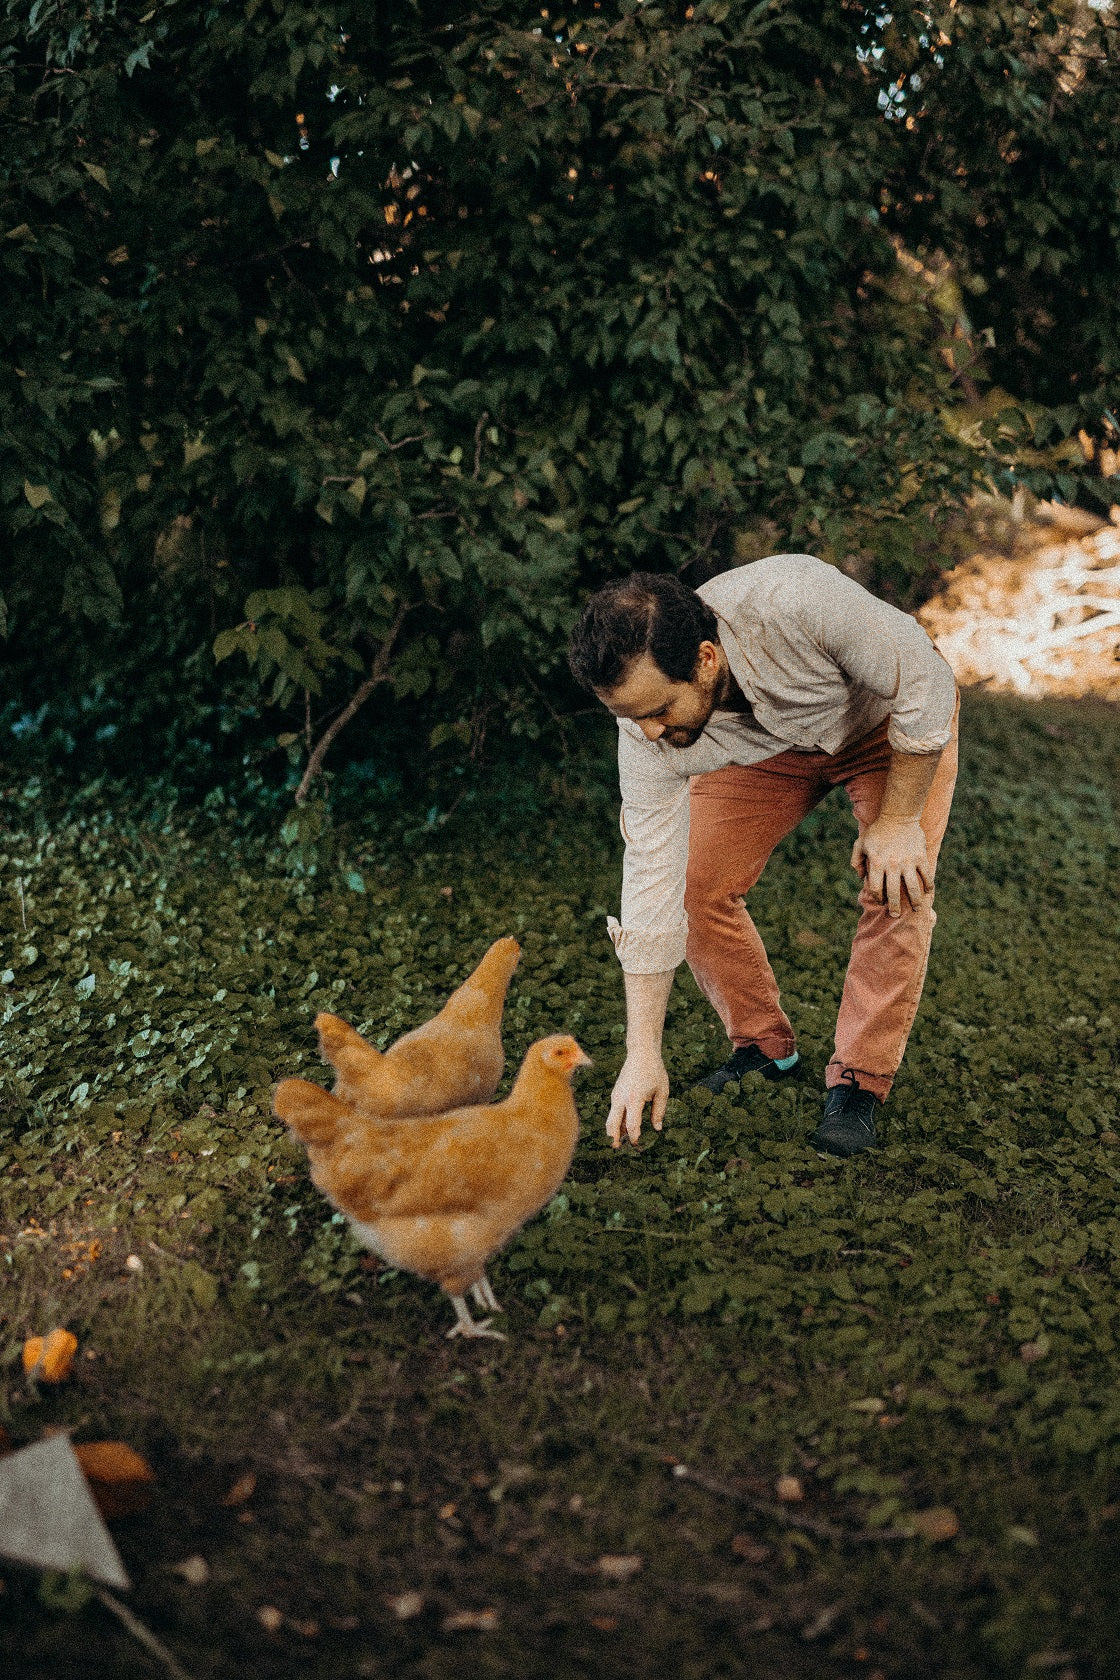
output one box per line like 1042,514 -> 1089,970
473,409 -> 490,479
670,1463 -> 919,1545
293,604 -> 410,804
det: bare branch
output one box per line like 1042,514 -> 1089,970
293,604 -> 410,804
670,1464 -> 918,1545
374,428 -> 426,451
473,410 -> 490,479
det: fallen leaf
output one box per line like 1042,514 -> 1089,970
257,1606 -> 283,1633
73,1442 -> 156,1519
795,929 -> 827,947
596,1553 -> 643,1583
442,1608 -> 499,1632
387,1591 -> 424,1620
22,1330 -> 78,1383
848,1396 -> 886,1414
221,1471 -> 257,1507
1020,1336 -> 1050,1363
1007,1524 -> 1040,1546
290,1619 -> 320,1638
590,1615 -> 619,1631
173,1555 -> 210,1586
775,1474 -> 804,1503
906,1506 -> 960,1542
731,1533 -> 769,1561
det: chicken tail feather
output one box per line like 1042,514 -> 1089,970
273,1077 -> 352,1145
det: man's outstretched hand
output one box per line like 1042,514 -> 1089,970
851,816 -> 933,918
606,1050 -> 669,1148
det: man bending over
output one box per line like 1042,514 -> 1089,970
567,555 -> 959,1158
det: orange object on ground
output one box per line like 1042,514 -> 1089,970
74,1441 -> 157,1518
22,1329 -> 78,1383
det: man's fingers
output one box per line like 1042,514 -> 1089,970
903,865 -> 927,910
651,1084 -> 669,1131
606,1099 -> 626,1149
607,1093 -> 646,1148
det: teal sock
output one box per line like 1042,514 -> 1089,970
774,1052 -> 799,1070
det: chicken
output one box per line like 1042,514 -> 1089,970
313,936 -> 520,1119
273,1034 -> 591,1339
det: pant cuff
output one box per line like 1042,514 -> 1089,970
825,1063 -> 893,1102
735,1035 -> 797,1060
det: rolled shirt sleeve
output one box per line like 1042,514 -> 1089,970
799,563 -> 958,752
606,722 -> 692,974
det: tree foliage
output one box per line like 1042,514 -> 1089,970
1,0 -> 1117,789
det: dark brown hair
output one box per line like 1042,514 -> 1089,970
567,572 -> 720,693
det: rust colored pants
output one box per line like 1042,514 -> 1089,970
683,694 -> 960,1100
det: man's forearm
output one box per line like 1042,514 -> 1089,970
623,968 -> 675,1056
879,747 -> 943,824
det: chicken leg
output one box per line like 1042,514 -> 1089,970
446,1294 -> 506,1341
471,1275 -> 502,1315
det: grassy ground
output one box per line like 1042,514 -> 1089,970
1,690 -> 1119,1680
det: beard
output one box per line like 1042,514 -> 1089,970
662,718 -> 710,749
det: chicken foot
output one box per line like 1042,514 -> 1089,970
446,1290 -> 506,1341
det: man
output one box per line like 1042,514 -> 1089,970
567,554 -> 959,1158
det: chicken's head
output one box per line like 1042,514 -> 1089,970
532,1035 -> 593,1076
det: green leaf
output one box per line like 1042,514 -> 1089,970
81,161 -> 110,191
23,482 -> 52,509
124,41 -> 153,76
213,627 -> 254,664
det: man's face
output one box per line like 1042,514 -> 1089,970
596,645 -> 721,748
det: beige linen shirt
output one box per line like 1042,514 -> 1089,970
606,554 -> 959,975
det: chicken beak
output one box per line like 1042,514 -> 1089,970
574,1047 -> 593,1070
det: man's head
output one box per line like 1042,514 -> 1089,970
567,572 -> 725,748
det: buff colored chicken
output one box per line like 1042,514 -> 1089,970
314,936 -> 520,1119
273,1034 -> 591,1339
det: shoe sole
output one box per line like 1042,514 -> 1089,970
809,1125 -> 877,1158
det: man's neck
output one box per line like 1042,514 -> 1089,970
713,648 -> 750,713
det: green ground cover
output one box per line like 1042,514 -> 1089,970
1,690 -> 1119,1679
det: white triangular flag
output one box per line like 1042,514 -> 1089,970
0,1434 -> 130,1589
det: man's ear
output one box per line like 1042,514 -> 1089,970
695,639 -> 720,677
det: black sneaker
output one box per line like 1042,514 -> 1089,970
810,1071 -> 879,1157
693,1044 -> 801,1094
